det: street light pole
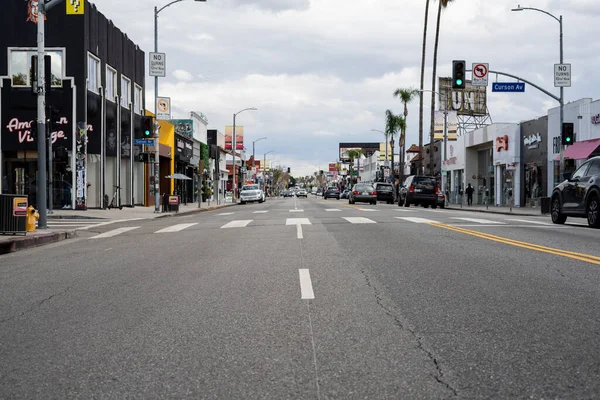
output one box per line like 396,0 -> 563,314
371,128 -> 387,165
231,107 -> 257,202
154,0 -> 206,212
417,89 -> 448,194
252,137 -> 267,182
264,151 -> 273,195
512,5 -> 564,182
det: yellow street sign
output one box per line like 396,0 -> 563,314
66,0 -> 84,15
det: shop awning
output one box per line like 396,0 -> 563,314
554,138 -> 600,160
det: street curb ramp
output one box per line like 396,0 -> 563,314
0,230 -> 77,255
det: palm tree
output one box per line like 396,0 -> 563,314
385,110 -> 402,181
429,0 -> 455,176
347,149 -> 362,185
394,88 -> 417,180
418,0 -> 431,175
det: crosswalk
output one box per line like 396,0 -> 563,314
85,216 -> 559,239
38,219 -> 106,230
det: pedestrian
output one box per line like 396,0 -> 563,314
466,183 -> 474,206
162,192 -> 169,212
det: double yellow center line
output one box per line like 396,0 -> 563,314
428,222 -> 600,266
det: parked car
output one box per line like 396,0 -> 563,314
340,189 -> 350,199
316,189 -> 323,196
551,156 -> 600,228
240,184 -> 264,204
296,189 -> 308,198
437,192 -> 446,209
283,190 -> 294,198
349,183 -> 377,205
373,182 -> 395,204
398,175 -> 438,208
324,187 -> 340,200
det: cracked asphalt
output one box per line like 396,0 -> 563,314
1,196 -> 600,398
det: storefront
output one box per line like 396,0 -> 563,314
174,134 -> 194,204
444,135 -> 465,204
520,116 -> 548,207
464,123 -> 521,207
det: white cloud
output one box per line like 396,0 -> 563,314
90,0 -> 600,176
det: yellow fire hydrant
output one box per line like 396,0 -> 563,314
26,206 -> 39,232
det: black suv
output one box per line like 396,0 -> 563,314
373,182 -> 395,204
551,156 -> 600,228
398,175 -> 438,208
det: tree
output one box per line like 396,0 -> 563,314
393,88 -> 417,180
385,110 -> 404,181
418,0 -> 431,175
347,149 -> 362,184
429,0 -> 455,176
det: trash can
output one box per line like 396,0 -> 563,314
0,194 -> 28,235
168,195 -> 180,213
540,197 -> 551,215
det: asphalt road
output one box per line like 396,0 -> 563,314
1,195 -> 599,399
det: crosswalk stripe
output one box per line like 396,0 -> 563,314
289,209 -> 304,212
253,210 -> 269,214
218,212 -> 235,216
325,209 -> 341,212
89,226 -> 140,239
452,217 -> 506,225
155,223 -> 198,233
220,220 -> 252,229
506,219 -> 552,226
286,218 -> 311,225
393,208 -> 415,212
358,208 -> 378,212
343,217 -> 376,224
396,217 -> 438,224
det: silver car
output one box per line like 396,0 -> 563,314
240,184 -> 264,204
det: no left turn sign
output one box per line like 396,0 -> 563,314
471,63 -> 489,87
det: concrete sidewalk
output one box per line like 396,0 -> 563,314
0,200 -> 235,255
445,203 -> 546,217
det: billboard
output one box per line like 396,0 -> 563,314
171,119 -> 193,138
378,142 -> 392,161
339,142 -> 379,161
433,111 -> 458,141
328,163 -> 337,172
225,125 -> 244,150
438,77 -> 487,116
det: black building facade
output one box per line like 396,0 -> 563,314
0,0 -> 146,208
520,115 -> 548,207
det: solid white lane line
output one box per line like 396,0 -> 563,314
325,209 -> 341,212
89,226 -> 140,239
253,210 -> 269,214
218,212 -> 235,216
396,217 -> 438,224
155,223 -> 198,233
507,218 -> 553,226
297,224 -> 303,239
220,220 -> 252,229
452,217 -> 506,225
286,218 -> 312,225
299,269 -> 315,299
343,217 -> 376,224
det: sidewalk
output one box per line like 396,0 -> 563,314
0,200 -> 235,255
445,203 -> 546,217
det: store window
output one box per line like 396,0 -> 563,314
87,53 -> 100,93
10,49 -> 63,87
121,75 -> 131,108
106,66 -> 117,101
134,84 -> 142,114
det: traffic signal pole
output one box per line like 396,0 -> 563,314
153,6 -> 161,212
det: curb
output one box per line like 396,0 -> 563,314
0,230 -> 77,255
155,203 -> 237,219
445,206 -> 546,217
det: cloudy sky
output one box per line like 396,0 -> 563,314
93,0 -> 598,177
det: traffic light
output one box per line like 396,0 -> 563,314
562,122 -> 575,146
452,60 -> 466,89
287,167 -> 291,173
141,116 -> 153,137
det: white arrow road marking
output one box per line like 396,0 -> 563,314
220,220 -> 252,229
89,226 -> 140,239
299,269 -> 315,299
155,223 -> 198,233
395,217 -> 438,224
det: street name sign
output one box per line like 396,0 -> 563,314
149,52 -> 166,77
554,64 -> 571,87
471,63 -> 489,86
492,82 -> 525,93
134,139 -> 155,146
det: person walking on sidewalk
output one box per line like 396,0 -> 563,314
466,183 -> 474,206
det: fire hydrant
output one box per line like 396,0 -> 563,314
26,206 -> 39,232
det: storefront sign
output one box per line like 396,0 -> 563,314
524,133 -> 542,149
171,119 -> 193,138
496,135 -> 508,152
592,114 -> 600,124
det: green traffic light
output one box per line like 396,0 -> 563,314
566,137 -> 571,142
456,79 -> 463,86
